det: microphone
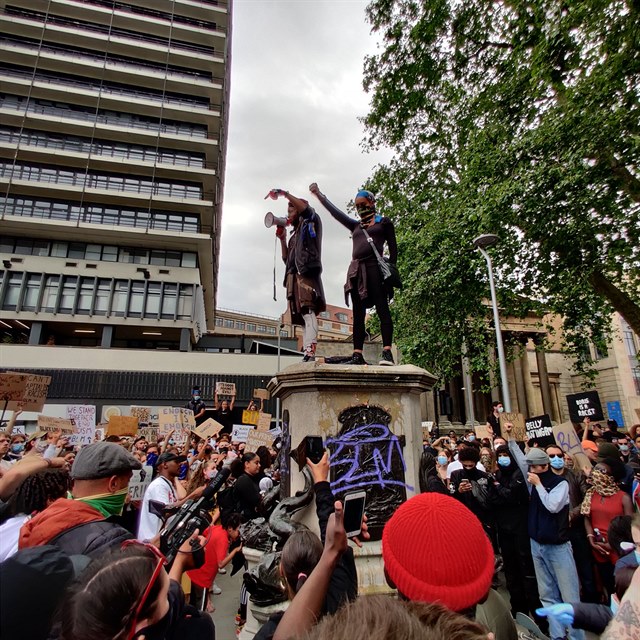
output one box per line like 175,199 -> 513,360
264,212 -> 288,229
201,466 -> 231,501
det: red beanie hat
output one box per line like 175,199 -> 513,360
382,493 -> 494,612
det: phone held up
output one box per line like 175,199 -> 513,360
342,490 -> 366,538
305,435 -> 325,464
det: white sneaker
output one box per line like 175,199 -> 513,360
212,584 -> 222,595
218,568 -> 227,574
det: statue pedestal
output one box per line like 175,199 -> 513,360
268,362 -> 436,594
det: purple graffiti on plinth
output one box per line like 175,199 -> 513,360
326,423 -> 414,493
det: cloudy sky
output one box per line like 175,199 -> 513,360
218,0 -> 391,317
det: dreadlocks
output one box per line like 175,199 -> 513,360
1,469 -> 70,523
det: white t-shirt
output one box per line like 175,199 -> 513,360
446,460 -> 486,478
0,514 -> 29,561
137,476 -> 178,541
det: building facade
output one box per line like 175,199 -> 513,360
1,0 -> 231,351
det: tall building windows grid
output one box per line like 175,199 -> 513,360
0,127 -> 207,168
0,94 -> 209,138
0,270 -> 194,320
1,162 -> 203,199
1,197 -> 202,233
1,235 -> 198,268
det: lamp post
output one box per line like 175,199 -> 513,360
473,234 -> 511,413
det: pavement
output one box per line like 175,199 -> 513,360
207,567 -> 244,639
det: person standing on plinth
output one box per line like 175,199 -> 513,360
310,183 -> 397,365
266,188 -> 326,362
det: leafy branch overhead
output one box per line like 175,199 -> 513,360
362,0 -> 640,381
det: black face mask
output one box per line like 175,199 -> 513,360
133,608 -> 171,640
463,467 -> 480,481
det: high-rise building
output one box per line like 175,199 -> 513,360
0,0 -> 231,351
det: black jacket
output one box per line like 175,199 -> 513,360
48,520 -> 133,558
571,602 -> 613,634
489,466 -> 529,533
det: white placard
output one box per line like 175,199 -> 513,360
66,405 -> 96,446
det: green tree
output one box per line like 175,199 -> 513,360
362,0 -> 640,381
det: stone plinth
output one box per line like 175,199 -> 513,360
267,362 -> 436,594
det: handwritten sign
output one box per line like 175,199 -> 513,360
552,422 -> 591,473
66,405 -> 96,446
157,407 -> 193,444
106,415 -> 138,437
253,388 -> 270,400
128,465 -> 153,501
474,424 -> 493,440
216,381 -> 236,396
525,414 -> 554,448
566,391 -> 604,423
138,427 -> 158,442
499,412 -> 526,441
0,373 -> 29,402
242,410 -> 260,426
38,415 -> 74,434
193,418 -> 224,440
131,406 -> 151,425
231,424 -> 253,443
6,372 -> 51,411
245,429 -> 275,453
257,412 -> 272,432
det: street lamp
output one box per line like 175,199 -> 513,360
473,234 -> 512,412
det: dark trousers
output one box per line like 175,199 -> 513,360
351,261 -> 393,350
497,524 -> 541,616
569,523 -> 599,603
189,583 -> 208,612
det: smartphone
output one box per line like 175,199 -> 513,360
305,436 -> 324,464
343,490 -> 366,538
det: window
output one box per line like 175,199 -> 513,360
632,368 -> 640,395
257,325 -> 267,333
181,252 -> 197,268
21,274 -> 41,311
129,281 -> 145,316
224,318 -> 234,328
41,275 -> 60,311
145,282 -> 161,316
215,317 -> 224,326
336,313 -> 349,323
94,279 -> 111,315
77,277 -> 95,314
102,246 -> 118,262
68,243 -> 85,259
85,244 -> 102,260
177,284 -> 193,320
267,326 -> 276,335
235,321 -> 245,330
161,283 -> 177,318
280,329 -> 289,337
319,311 -> 330,319
247,323 -> 256,332
50,242 -> 68,258
112,280 -> 129,316
59,276 -> 78,310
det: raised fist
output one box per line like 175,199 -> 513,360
264,188 -> 287,200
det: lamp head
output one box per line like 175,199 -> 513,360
472,234 -> 500,250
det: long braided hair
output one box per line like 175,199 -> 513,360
0,468 -> 70,524
61,546 -> 161,640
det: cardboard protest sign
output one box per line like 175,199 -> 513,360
245,429 -> 275,453
131,406 -> 151,425
253,388 -> 270,400
231,424 -> 253,443
636,408 -> 640,422
499,412 -> 526,441
421,421 -> 434,441
157,407 -> 192,444
256,412 -> 272,431
242,410 -> 260,426
525,414 -> 554,448
6,372 -> 51,411
193,418 -> 224,440
128,465 -> 153,501
138,427 -> 158,442
474,424 -> 493,440
66,405 -> 96,446
106,415 -> 138,437
38,415 -> 74,434
216,381 -> 236,396
182,408 -> 196,430
552,422 -> 591,473
566,391 -> 604,423
0,373 -> 29,403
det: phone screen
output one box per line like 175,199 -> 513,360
305,436 -> 324,464
343,493 -> 366,535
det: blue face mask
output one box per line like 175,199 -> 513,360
146,452 -> 158,467
193,395 -> 201,401
467,435 -> 476,442
550,456 -> 565,470
11,443 -> 25,454
635,548 -> 640,566
437,455 -> 448,466
497,456 -> 511,467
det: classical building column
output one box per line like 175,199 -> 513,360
534,336 -> 554,419
487,345 -> 500,403
512,351 -> 529,416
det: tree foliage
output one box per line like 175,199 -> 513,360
362,0 -> 640,382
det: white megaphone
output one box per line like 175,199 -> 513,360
264,212 -> 288,229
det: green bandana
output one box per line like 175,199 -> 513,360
76,488 -> 128,518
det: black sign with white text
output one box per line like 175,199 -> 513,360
525,414 -> 554,447
566,391 -> 604,423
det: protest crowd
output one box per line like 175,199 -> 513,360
0,382 -> 639,640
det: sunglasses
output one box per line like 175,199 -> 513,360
548,453 -> 563,458
121,541 -> 168,640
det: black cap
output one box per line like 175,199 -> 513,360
156,452 -> 187,467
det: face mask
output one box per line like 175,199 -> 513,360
205,469 -> 215,480
498,456 -> 511,467
11,443 -> 24,454
193,395 -> 201,401
635,549 -> 640,566
146,452 -> 158,467
75,487 -> 129,518
619,445 -> 629,454
437,455 -> 448,466
497,407 -> 504,413
35,440 -> 49,453
550,456 -> 565,470
610,595 -> 619,616
481,454 -> 492,468
467,435 -> 476,442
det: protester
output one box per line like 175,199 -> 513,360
269,187 -> 326,362
230,452 -> 262,522
213,391 -> 236,436
487,401 -> 504,435
419,450 -> 449,494
447,441 -> 486,478
186,386 -> 207,425
310,182 -> 397,366
19,442 -> 139,557
505,423 -> 585,640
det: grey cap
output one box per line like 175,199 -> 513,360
524,448 -> 550,465
71,442 -> 141,480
